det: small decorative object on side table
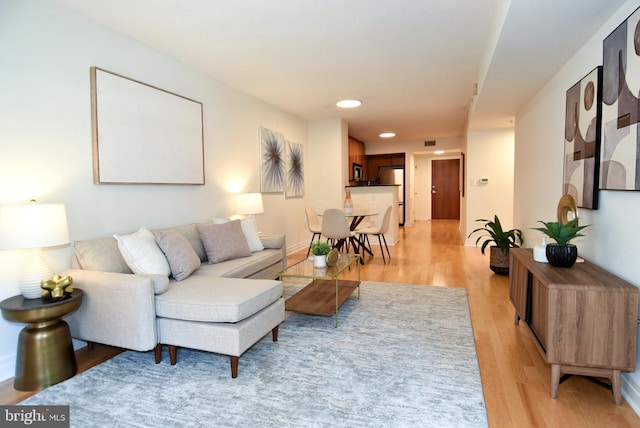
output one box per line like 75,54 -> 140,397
0,289 -> 83,391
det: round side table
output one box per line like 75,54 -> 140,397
0,289 -> 83,391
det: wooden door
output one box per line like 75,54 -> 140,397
431,159 -> 460,219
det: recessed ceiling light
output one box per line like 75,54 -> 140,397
336,99 -> 362,108
379,132 -> 396,138
434,150 -> 445,155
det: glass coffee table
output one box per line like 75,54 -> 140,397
277,254 -> 360,327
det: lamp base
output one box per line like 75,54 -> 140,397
19,249 -> 54,299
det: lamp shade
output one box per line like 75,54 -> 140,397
0,203 -> 70,250
236,193 -> 264,215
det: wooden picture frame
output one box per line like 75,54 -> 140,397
91,67 -> 204,185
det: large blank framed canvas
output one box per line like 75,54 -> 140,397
91,67 -> 204,185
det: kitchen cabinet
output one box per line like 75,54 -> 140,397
348,137 -> 366,181
366,153 -> 405,181
509,248 -> 638,405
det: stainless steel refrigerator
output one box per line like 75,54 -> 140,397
378,167 -> 405,225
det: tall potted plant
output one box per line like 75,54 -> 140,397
468,215 -> 524,275
533,218 -> 589,267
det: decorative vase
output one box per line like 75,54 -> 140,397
313,254 -> 327,268
545,244 -> 577,268
344,189 -> 353,215
489,246 -> 510,275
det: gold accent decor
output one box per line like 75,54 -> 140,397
326,249 -> 339,267
557,194 -> 578,226
40,275 -> 74,301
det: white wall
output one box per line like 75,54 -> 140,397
307,119 -> 349,216
0,0 -> 311,382
464,128 -> 515,244
513,0 -> 640,412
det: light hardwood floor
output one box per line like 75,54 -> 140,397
2,220 -> 640,427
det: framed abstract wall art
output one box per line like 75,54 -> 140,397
285,140 -> 304,197
91,67 -> 204,185
600,6 -> 640,191
259,127 -> 285,193
563,66 -> 602,209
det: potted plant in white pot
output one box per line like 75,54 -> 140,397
533,218 -> 589,267
468,215 -> 524,275
310,241 -> 332,268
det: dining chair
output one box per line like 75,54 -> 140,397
357,205 -> 392,264
305,205 -> 322,256
321,208 -> 355,253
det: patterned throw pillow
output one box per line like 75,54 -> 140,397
196,221 -> 252,264
154,229 -> 201,281
213,215 -> 264,252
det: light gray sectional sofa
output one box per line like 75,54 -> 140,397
63,219 -> 286,377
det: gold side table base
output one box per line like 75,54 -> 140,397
0,289 -> 83,391
15,319 -> 78,391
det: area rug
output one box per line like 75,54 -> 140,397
20,281 -> 488,427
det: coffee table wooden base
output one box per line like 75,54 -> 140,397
285,279 -> 360,321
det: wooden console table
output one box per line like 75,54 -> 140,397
509,248 -> 638,405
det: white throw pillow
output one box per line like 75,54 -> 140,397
114,227 -> 171,276
213,215 -> 264,252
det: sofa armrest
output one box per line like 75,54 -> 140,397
62,269 -> 157,352
259,234 -> 285,250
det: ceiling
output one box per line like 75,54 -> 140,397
55,0 -> 627,144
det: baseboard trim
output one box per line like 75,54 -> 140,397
623,374 -> 640,416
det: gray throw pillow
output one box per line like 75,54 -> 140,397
197,221 -> 252,264
154,230 -> 201,281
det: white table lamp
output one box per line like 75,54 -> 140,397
236,193 -> 264,217
0,201 -> 70,299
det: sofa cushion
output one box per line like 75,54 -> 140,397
192,249 -> 282,279
155,276 -> 283,323
114,227 -> 171,276
197,221 -> 251,264
154,229 -> 201,281
73,237 -> 133,274
213,216 -> 264,252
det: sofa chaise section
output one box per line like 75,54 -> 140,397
63,221 -> 287,377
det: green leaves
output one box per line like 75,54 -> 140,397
468,215 -> 524,255
533,219 -> 589,246
310,240 -> 332,256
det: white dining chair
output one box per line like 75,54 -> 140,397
357,205 -> 392,264
305,205 -> 322,256
321,209 -> 355,253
